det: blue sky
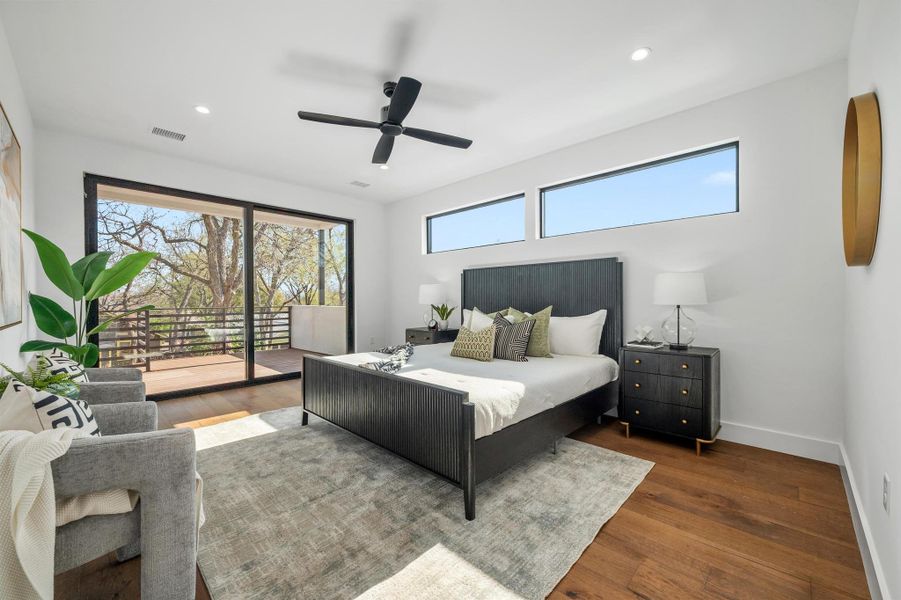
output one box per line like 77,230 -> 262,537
429,146 -> 737,252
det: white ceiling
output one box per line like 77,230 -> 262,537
0,0 -> 857,203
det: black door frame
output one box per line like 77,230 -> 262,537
84,173 -> 355,401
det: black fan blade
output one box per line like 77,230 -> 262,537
372,134 -> 395,164
297,111 -> 380,129
403,127 -> 472,149
386,77 -> 421,123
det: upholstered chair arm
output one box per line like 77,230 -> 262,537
51,429 -> 197,600
91,401 -> 158,435
79,381 -> 146,405
85,367 -> 142,382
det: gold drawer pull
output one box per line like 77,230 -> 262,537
681,363 -> 689,369
681,389 -> 689,396
635,410 -> 640,415
633,383 -> 641,389
681,419 -> 688,424
633,359 -> 641,365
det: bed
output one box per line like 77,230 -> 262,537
301,257 -> 624,520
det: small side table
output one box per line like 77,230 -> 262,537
405,327 -> 459,346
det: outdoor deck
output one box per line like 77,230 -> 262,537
140,348 -> 310,395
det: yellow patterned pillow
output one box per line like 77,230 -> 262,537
451,325 -> 496,361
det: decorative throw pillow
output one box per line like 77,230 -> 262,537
491,314 -> 535,362
0,380 -> 100,437
466,307 -> 510,332
548,309 -> 608,355
450,326 -> 496,362
507,306 -> 553,357
28,349 -> 88,383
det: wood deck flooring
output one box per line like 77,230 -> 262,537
55,380 -> 869,599
139,348 -> 308,395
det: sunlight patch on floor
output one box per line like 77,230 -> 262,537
355,543 -> 524,600
191,412 -> 280,450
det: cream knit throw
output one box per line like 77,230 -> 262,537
0,428 -> 77,600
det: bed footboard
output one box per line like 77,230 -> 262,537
302,355 -> 477,519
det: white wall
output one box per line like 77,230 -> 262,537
845,0 -> 900,596
33,128 -> 388,353
290,305 -> 346,355
386,63 -> 849,459
0,18 -> 35,369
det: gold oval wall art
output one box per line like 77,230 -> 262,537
842,92 -> 883,266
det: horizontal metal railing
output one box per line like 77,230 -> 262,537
98,306 -> 291,370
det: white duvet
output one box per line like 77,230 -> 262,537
325,343 -> 619,438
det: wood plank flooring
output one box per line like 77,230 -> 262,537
55,381 -> 869,599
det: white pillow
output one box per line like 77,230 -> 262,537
548,309 -> 608,356
467,307 -> 514,332
0,380 -> 100,436
28,349 -> 89,383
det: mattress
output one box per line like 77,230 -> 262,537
324,343 -> 619,438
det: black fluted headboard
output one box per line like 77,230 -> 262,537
460,257 -> 623,361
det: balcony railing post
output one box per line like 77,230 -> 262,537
143,308 -> 151,372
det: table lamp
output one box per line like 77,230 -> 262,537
653,272 -> 707,350
418,283 -> 445,329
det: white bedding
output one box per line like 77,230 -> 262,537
324,344 -> 619,438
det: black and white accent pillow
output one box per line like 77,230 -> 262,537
492,314 -> 535,362
1,380 -> 100,437
28,349 -> 88,383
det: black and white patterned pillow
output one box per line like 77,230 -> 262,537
29,349 -> 88,383
4,380 -> 100,437
492,314 -> 535,362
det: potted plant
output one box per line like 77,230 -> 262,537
19,230 -> 157,368
430,303 -> 456,331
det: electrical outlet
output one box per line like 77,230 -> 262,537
883,473 -> 891,514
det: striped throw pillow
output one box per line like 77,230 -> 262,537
492,314 -> 535,362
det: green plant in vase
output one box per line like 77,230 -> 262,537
431,303 -> 456,331
20,229 -> 157,368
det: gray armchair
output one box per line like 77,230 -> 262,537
80,367 -> 146,405
52,375 -> 198,600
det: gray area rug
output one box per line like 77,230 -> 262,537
195,407 -> 653,600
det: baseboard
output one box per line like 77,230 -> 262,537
718,420 -> 843,464
839,444 -> 889,600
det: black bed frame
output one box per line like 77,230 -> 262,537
302,257 -> 623,520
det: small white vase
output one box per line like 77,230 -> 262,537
438,319 -> 449,331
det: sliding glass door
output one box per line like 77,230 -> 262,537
251,209 -> 349,378
85,175 -> 353,398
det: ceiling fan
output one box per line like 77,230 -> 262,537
297,76 -> 473,165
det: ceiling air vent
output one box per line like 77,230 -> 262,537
151,126 -> 186,142
349,180 -> 370,188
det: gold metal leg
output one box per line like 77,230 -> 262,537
619,421 -> 630,439
695,434 -> 718,456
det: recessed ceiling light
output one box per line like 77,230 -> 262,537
379,164 -> 390,170
194,105 -> 211,115
630,47 -> 652,62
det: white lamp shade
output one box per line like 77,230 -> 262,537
653,272 -> 708,306
418,283 -> 445,305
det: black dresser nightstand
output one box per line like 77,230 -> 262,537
406,327 -> 459,345
618,345 -> 721,455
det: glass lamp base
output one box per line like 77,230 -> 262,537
661,306 -> 696,349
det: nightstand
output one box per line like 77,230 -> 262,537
618,345 -> 721,455
405,327 -> 459,345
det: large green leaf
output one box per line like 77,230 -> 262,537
71,251 -> 112,293
29,293 -> 77,339
86,252 -> 157,300
20,340 -> 78,355
23,230 -> 84,300
80,343 -> 100,368
87,304 -> 154,336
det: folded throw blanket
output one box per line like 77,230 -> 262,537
360,343 -> 415,374
1,428 -> 77,600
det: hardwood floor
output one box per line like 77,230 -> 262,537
56,381 -> 869,599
